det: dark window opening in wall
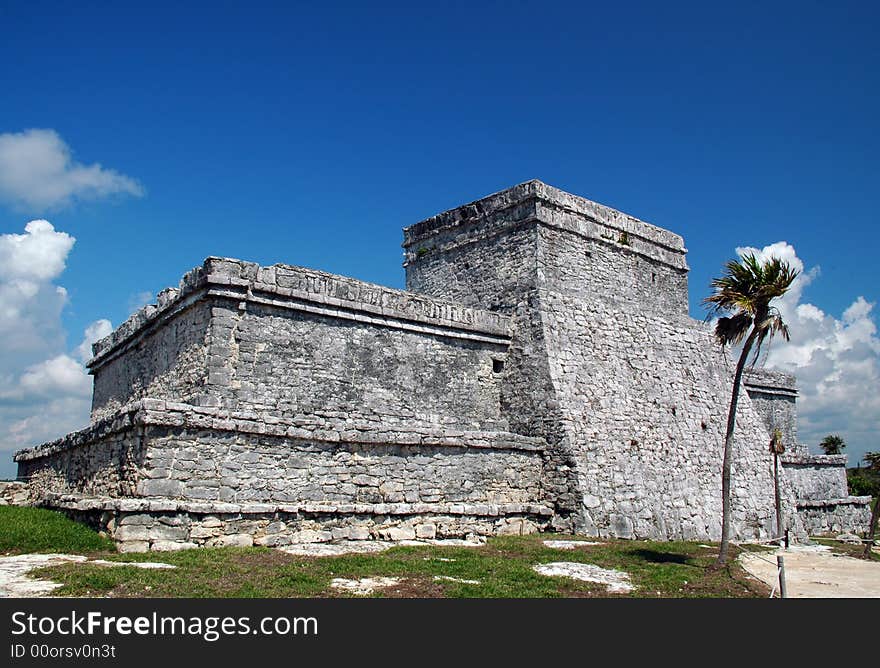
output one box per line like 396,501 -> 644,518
492,359 -> 505,373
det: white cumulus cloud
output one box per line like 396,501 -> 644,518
0,219 -> 75,281
74,319 -> 113,363
18,355 -> 92,399
0,220 -> 113,479
0,129 -> 144,212
734,241 -> 880,466
0,221 -> 73,363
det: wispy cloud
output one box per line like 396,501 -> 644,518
127,290 -> 154,315
0,129 -> 144,212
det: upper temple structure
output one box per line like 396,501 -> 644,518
11,180 -> 870,551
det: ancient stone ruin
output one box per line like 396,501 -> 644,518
13,180 -> 871,551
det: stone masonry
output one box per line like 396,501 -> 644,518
13,180 -> 869,550
743,369 -> 871,535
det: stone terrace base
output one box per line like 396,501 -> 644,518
796,497 -> 872,537
781,452 -> 872,537
45,495 -> 553,552
16,399 -> 552,552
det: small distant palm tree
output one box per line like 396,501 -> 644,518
819,434 -> 846,455
703,253 -> 798,566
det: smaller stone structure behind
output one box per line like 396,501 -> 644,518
744,369 -> 871,536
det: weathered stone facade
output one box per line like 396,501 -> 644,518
743,369 -> 871,535
13,180 -> 869,549
743,369 -> 801,452
778,453 -> 871,536
402,181 -> 797,540
0,481 -> 29,506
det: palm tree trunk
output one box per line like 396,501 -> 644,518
716,327 -> 759,566
773,451 -> 784,542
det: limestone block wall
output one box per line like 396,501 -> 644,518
50,499 -> 552,553
0,481 -> 30,505
779,453 -> 872,536
20,404 -> 546,507
15,406 -> 145,498
139,422 -> 544,507
539,290 -> 787,539
16,400 -> 550,549
795,498 -> 872,536
90,299 -> 212,421
535,220 -> 789,540
88,257 -> 513,431
405,193 -> 542,310
208,303 -> 506,429
404,180 -> 688,315
404,179 -> 796,540
744,369 -> 800,452
782,454 -> 849,500
406,205 -> 583,527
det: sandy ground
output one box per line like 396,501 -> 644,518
739,545 -> 880,598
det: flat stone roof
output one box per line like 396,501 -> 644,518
403,180 -> 688,271
744,368 -> 798,396
88,257 -> 512,369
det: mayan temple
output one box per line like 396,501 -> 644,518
12,180 -> 870,551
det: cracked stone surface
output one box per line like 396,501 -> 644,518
533,562 -> 635,593
399,538 -> 486,547
330,577 -> 401,596
89,559 -> 176,569
279,541 -> 395,557
0,554 -> 88,598
0,554 -> 176,598
278,538 -> 485,557
542,540 -> 602,550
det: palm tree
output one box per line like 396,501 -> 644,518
769,429 -> 785,547
703,253 -> 798,565
819,434 -> 846,455
863,451 -> 880,560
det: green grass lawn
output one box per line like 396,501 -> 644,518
24,534 -> 772,599
22,506 -> 880,597
812,536 -> 880,562
0,505 -> 115,555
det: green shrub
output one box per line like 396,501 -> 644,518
847,469 -> 880,497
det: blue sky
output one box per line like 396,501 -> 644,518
0,1 -> 878,478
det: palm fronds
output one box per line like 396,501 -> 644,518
703,253 -> 798,355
